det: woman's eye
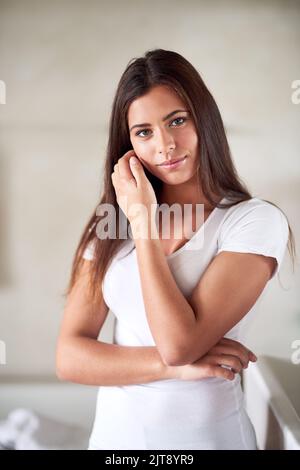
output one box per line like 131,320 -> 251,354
136,129 -> 150,137
171,117 -> 186,126
135,116 -> 186,137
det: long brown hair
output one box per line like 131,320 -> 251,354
63,48 -> 296,305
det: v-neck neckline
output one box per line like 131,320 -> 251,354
165,196 -> 227,260
131,196 -> 228,260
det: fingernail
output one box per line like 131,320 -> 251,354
130,157 -> 138,165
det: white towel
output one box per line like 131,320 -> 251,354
0,408 -> 89,450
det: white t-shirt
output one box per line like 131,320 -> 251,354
83,196 -> 289,450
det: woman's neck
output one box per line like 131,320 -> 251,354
158,181 -> 213,211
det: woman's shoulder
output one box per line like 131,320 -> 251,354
217,196 -> 289,278
222,196 -> 288,228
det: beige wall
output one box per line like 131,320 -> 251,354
0,0 -> 299,377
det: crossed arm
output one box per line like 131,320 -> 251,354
133,220 -> 276,367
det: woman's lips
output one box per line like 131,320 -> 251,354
159,155 -> 187,169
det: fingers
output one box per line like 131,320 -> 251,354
217,367 -> 235,381
113,163 -> 119,175
216,338 -> 257,366
248,350 -> 258,362
184,339 -> 257,383
117,150 -> 137,181
210,354 -> 244,374
203,364 -> 235,381
114,162 -> 133,182
208,345 -> 249,368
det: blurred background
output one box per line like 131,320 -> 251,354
0,0 -> 299,450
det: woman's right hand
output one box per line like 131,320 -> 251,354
168,337 -> 257,382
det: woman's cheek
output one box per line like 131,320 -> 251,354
131,140 -> 156,170
131,141 -> 143,158
132,145 -> 149,163
134,150 -> 155,174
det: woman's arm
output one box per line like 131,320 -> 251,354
57,336 -> 174,386
133,220 -> 274,366
132,219 -> 197,365
56,260 -> 254,385
56,259 -> 173,385
56,336 -> 255,386
132,217 -> 274,367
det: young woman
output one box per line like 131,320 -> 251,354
56,49 -> 295,450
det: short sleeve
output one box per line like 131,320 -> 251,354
82,239 -> 96,261
216,200 -> 289,279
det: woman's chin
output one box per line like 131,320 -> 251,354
158,173 -> 193,185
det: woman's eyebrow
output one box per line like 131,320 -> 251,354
129,109 -> 189,132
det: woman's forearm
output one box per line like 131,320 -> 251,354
132,218 -> 196,364
56,336 -> 177,386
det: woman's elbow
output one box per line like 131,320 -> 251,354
56,356 -> 67,381
55,342 -> 72,381
161,348 -> 193,367
162,342 -> 205,366
56,360 -> 69,381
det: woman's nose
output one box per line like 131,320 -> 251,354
156,128 -> 176,155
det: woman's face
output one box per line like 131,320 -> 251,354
127,85 -> 199,185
